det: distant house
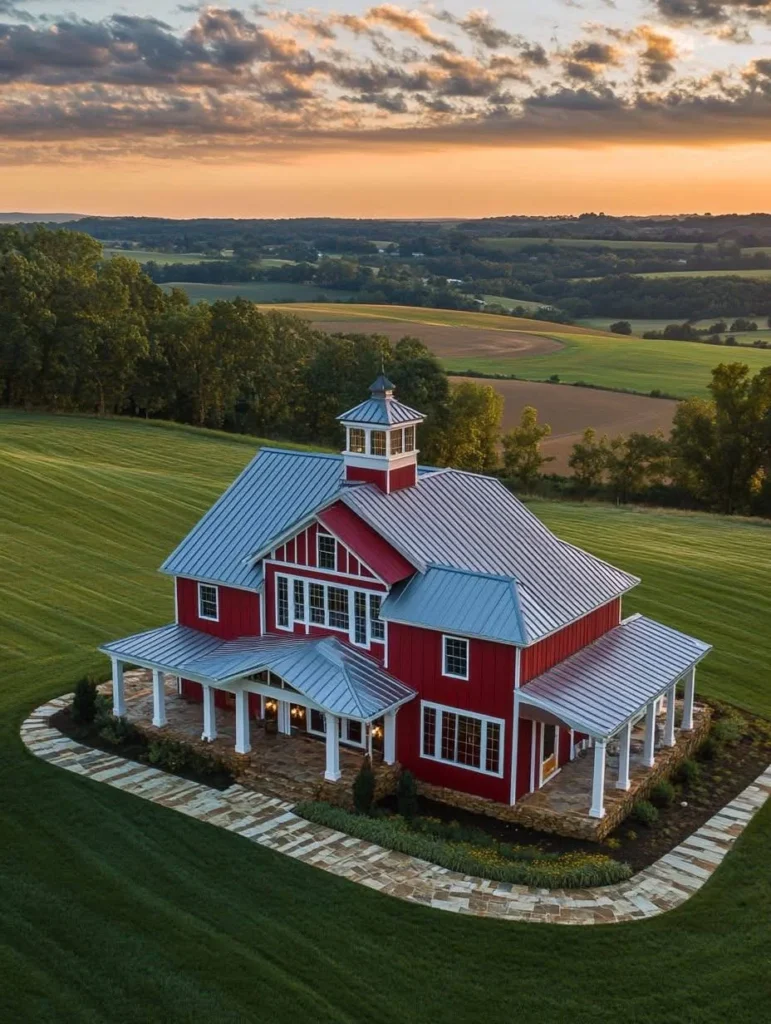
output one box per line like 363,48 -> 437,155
103,377 -> 710,827
220,249 -> 234,257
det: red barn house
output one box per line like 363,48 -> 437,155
103,376 -> 710,825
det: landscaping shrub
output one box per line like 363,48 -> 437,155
146,737 -> 231,782
632,800 -> 659,827
296,802 -> 632,888
712,715 -> 743,745
352,756 -> 376,814
673,758 -> 701,786
396,769 -> 419,820
71,677 -> 98,725
650,780 -> 676,808
98,714 -> 141,747
698,736 -> 720,761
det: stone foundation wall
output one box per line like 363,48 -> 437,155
416,707 -> 712,842
314,763 -> 401,809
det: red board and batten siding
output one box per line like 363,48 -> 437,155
388,621 -> 515,803
175,577 -> 261,640
520,598 -> 622,684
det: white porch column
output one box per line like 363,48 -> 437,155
235,690 -> 251,755
682,667 -> 695,731
616,721 -> 631,791
664,683 -> 677,746
383,711 -> 396,765
643,701 -> 656,767
325,714 -> 341,781
589,738 -> 607,818
277,700 -> 291,735
111,657 -> 126,717
201,684 -> 217,742
151,668 -> 167,728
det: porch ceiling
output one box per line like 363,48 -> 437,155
518,614 -> 711,740
100,624 -> 415,721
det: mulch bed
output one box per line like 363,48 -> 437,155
380,703 -> 771,873
51,708 -> 235,791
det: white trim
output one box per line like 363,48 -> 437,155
273,572 -> 388,652
197,582 -> 219,622
316,530 -> 337,572
538,722 -> 560,786
274,574 -> 292,632
173,580 -> 179,625
441,634 -> 469,681
529,723 -> 536,793
174,573 -> 257,595
509,648 -> 522,805
381,614 -> 519,647
589,738 -> 607,818
268,558 -> 387,587
111,657 -> 126,717
419,700 -> 505,778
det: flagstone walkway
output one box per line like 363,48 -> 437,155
21,695 -> 771,926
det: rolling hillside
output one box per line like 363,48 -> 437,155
1,412 -> 770,1023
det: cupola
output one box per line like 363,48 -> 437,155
337,375 -> 425,493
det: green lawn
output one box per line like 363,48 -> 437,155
103,248 -> 222,264
1,412 -> 770,1023
164,282 -> 355,303
634,268 -> 771,280
478,294 -> 550,312
477,236 -> 716,252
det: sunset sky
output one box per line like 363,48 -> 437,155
3,0 -> 771,217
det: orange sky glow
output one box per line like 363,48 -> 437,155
5,143 -> 771,219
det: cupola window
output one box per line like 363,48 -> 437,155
370,430 -> 387,456
349,427 -> 366,454
404,425 -> 416,452
390,428 -> 403,455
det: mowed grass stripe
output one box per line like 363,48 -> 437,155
1,411 -> 770,1024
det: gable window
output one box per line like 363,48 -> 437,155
369,593 -> 385,641
421,702 -> 504,777
276,576 -> 290,628
349,427 -> 366,454
293,578 -> 305,623
370,430 -> 387,456
198,583 -> 218,621
390,428 -> 403,455
404,425 -> 415,452
442,635 -> 469,680
317,532 -> 337,570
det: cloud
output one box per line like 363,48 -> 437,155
365,4 -> 456,50
651,0 -> 771,39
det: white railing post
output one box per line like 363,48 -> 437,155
151,668 -> 167,728
643,701 -> 656,767
235,690 -> 251,755
325,714 -> 341,781
201,684 -> 217,742
589,738 -> 606,818
111,657 -> 126,717
682,667 -> 695,731
664,684 -> 677,746
616,721 -> 631,790
277,700 -> 291,735
383,712 -> 396,765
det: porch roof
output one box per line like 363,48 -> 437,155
518,614 -> 711,740
100,625 -> 415,720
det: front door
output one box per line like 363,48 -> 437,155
541,723 -> 558,782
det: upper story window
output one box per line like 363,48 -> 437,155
349,427 -> 366,454
390,428 -> 403,455
198,583 -> 219,621
370,430 -> 387,456
442,635 -> 469,680
276,576 -> 289,628
275,573 -> 385,648
317,532 -> 336,570
404,425 -> 416,452
369,594 -> 385,641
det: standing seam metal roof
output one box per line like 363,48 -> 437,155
340,470 -> 639,644
337,396 -> 425,426
100,624 -> 415,719
518,614 -> 711,738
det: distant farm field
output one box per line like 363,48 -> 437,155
476,236 -> 715,253
164,282 -> 355,303
453,377 -> 676,473
270,303 -> 771,398
103,249 -> 220,264
634,268 -> 771,280
478,294 -> 550,312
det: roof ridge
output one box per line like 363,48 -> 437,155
425,562 -> 519,584
259,447 -> 342,461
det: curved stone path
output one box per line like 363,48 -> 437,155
22,695 -> 771,926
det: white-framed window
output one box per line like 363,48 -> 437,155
369,593 -> 385,641
404,425 -> 416,452
420,702 -> 504,777
276,575 -> 290,629
317,532 -> 337,570
442,635 -> 469,680
390,428 -> 403,455
349,427 -> 366,454
275,573 -> 386,649
370,430 -> 386,456
198,583 -> 219,621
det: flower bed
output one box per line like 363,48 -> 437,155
295,800 -> 632,889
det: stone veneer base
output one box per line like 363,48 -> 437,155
21,695 -> 771,926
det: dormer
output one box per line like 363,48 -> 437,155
337,375 -> 425,494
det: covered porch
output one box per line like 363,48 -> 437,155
100,624 -> 414,800
515,614 -> 711,839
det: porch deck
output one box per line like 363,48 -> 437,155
113,670 -> 393,804
513,703 -> 711,840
